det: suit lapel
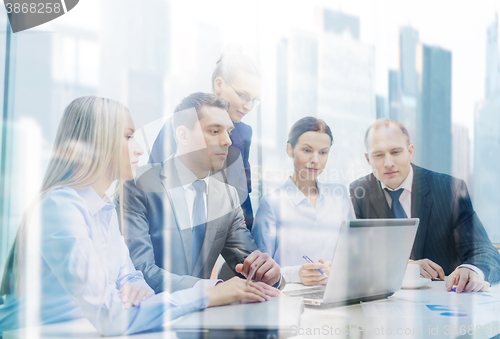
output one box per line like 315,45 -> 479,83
410,165 -> 432,259
192,178 -> 221,276
230,125 -> 244,147
160,159 -> 193,273
368,175 -> 394,218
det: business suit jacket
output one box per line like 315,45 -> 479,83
228,121 -> 254,229
118,157 -> 258,293
349,164 -> 500,283
148,118 -> 254,229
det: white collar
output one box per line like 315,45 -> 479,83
173,155 -> 210,193
75,187 -> 114,216
284,177 -> 324,206
380,165 -> 413,193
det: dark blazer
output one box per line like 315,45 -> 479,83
148,118 -> 254,229
349,164 -> 500,283
228,121 -> 254,229
118,157 -> 258,293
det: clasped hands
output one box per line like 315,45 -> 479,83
409,258 -> 489,293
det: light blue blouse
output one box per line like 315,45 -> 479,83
0,187 -> 209,336
251,178 -> 355,283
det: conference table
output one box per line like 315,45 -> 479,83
4,280 -> 500,339
287,280 -> 500,338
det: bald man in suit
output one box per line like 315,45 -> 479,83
350,119 -> 500,293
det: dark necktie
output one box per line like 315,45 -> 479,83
192,180 -> 206,268
385,188 -> 408,218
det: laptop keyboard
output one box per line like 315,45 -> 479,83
285,286 -> 326,299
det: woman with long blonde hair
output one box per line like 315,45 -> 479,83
0,96 -> 279,336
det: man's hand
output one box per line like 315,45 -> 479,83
235,250 -> 281,286
445,267 -> 490,293
411,259 -> 445,280
120,282 -> 155,310
299,259 -> 330,286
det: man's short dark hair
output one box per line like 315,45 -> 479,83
364,119 -> 411,152
172,92 -> 230,132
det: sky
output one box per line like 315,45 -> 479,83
46,0 -> 500,134
169,0 -> 500,132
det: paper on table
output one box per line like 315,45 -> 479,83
361,301 -> 436,318
392,289 -> 500,306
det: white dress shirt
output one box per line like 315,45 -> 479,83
172,156 -> 222,286
0,187 -> 210,336
174,156 -> 209,227
380,166 -> 484,280
381,165 -> 413,218
252,178 -> 355,283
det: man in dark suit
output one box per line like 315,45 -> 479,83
350,119 -> 500,293
119,92 -> 282,293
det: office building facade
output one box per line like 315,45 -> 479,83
474,16 -> 500,242
416,43 -> 452,175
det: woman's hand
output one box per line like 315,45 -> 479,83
206,277 -> 283,307
299,258 -> 330,286
253,281 -> 286,298
120,282 -> 155,309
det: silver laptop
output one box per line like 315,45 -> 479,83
285,218 -> 419,306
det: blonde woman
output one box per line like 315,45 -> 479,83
0,96 -> 279,336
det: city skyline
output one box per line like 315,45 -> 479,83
44,0 -> 500,133
18,0 -> 497,189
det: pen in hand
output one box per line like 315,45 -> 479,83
303,255 -> 329,278
246,265 -> 258,285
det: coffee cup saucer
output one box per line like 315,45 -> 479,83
401,277 -> 431,289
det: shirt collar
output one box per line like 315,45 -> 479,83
380,165 -> 413,193
75,187 -> 114,216
284,177 -> 324,206
174,155 -> 210,193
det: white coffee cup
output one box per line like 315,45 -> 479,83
403,263 -> 421,282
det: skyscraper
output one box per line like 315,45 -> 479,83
323,9 -> 360,41
387,27 -> 420,153
416,44 -> 452,175
269,30 -> 318,192
100,0 -> 171,129
317,11 -> 375,184
287,30 -> 318,128
276,38 -> 289,148
474,96 -> 500,242
388,69 -> 401,120
451,123 -> 471,185
399,26 -> 419,96
376,95 -> 388,119
273,9 -> 375,187
474,16 -> 500,242
486,14 -> 500,99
